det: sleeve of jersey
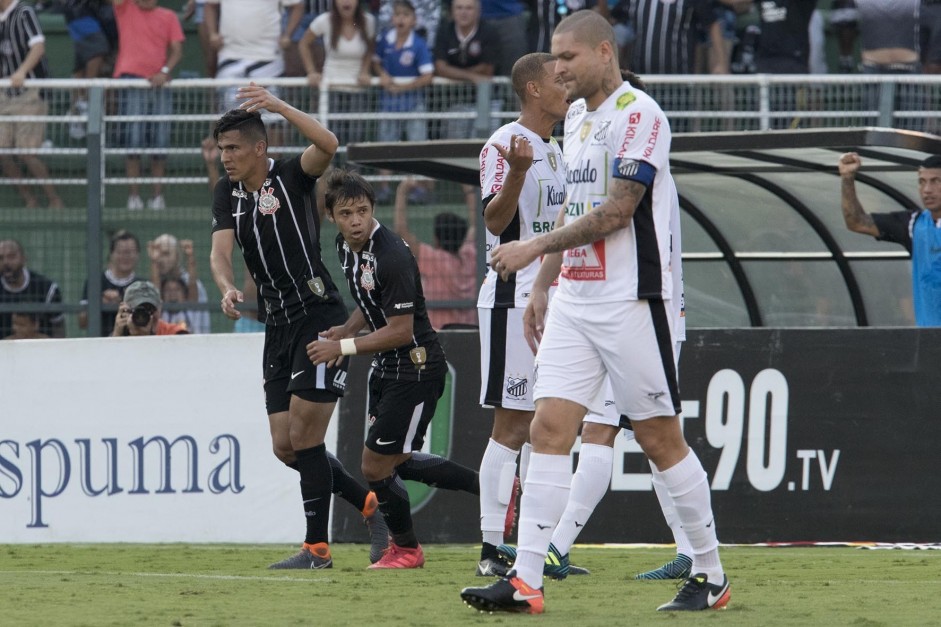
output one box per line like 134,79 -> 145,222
610,101 -> 668,189
479,133 -> 508,202
417,40 -> 434,75
380,245 -> 418,317
872,211 -> 915,250
210,179 -> 235,232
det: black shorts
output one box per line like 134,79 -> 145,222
365,371 -> 445,455
72,31 -> 111,72
262,312 -> 348,414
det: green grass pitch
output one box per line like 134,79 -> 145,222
2,544 -> 939,626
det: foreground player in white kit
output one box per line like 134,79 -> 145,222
461,10 -> 729,614
477,57 -> 692,582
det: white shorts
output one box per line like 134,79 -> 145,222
533,297 -> 679,421
584,341 -> 683,428
479,307 -> 536,412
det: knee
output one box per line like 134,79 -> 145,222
272,444 -> 293,464
491,410 -> 532,450
580,422 -> 619,447
634,422 -> 688,470
361,452 -> 391,483
529,419 -> 577,455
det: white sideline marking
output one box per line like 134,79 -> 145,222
0,570 -> 331,583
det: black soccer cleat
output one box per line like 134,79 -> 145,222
657,573 -> 730,611
476,556 -> 510,577
461,570 -> 545,614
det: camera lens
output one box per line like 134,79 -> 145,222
131,304 -> 155,326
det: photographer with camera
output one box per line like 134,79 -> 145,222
112,280 -> 189,337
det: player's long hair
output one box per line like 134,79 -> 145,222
622,69 -> 646,92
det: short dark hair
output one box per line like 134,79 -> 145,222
434,212 -> 468,254
324,168 -> 375,215
511,52 -> 555,105
109,229 -> 139,254
161,276 -> 188,295
392,0 -> 415,14
212,108 -> 268,145
920,155 -> 941,170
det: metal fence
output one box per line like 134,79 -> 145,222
1,74 -> 938,337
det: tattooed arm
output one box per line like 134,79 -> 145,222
838,152 -> 880,237
489,179 -> 646,279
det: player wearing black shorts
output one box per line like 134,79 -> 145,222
309,169 -> 479,569
209,84 -> 386,570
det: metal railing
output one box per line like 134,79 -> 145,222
1,74 -> 938,336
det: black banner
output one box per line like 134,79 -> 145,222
333,329 -> 941,544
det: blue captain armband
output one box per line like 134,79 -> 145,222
612,158 -> 656,187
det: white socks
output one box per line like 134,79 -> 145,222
479,438 -> 519,547
657,449 -> 723,582
649,459 -> 693,558
513,452 -> 572,589
551,443 -> 613,555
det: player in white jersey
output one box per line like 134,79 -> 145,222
475,52 -> 570,577
462,11 -> 728,614
528,166 -> 693,580
495,152 -> 691,581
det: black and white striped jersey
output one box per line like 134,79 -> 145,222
0,2 -> 49,87
335,222 -> 445,381
613,0 -> 716,74
211,156 -> 345,325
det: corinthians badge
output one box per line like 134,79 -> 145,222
257,186 -> 280,215
360,263 -> 375,291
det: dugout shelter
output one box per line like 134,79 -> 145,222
349,127 -> 941,328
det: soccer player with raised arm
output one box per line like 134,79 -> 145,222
209,84 -> 387,569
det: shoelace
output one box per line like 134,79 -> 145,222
673,576 -> 706,600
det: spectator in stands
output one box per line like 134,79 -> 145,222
529,0 -> 575,54
434,0 -> 501,211
111,280 -> 189,336
753,0 -> 817,74
0,239 -> 65,338
281,0 -> 328,77
111,0 -> 184,211
376,0 -> 441,49
372,0 -> 435,204
0,0 -> 64,210
2,312 -> 48,340
841,1 -> 921,75
147,233 -> 210,334
79,229 -> 140,336
924,0 -> 941,74
299,0 -> 376,147
205,0 -> 303,113
608,0 -> 726,75
838,152 -> 941,327
183,0 -> 216,77
480,0 -> 528,76
393,178 -> 478,329
829,0 -> 859,73
606,0 -> 725,132
63,0 -> 118,140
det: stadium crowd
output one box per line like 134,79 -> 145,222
2,0 -> 940,337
